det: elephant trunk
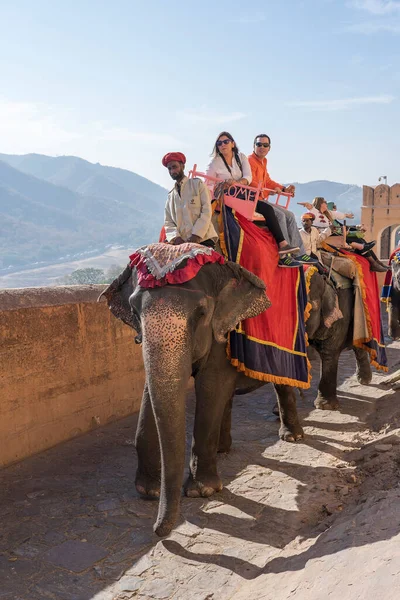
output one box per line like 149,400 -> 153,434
141,306 -> 192,537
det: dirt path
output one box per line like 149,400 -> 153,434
0,342 -> 399,600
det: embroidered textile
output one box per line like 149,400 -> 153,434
129,242 -> 224,288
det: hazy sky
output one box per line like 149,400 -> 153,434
0,0 -> 399,188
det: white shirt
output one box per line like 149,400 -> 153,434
300,226 -> 332,259
309,207 -> 347,229
206,152 -> 252,188
164,176 -> 218,243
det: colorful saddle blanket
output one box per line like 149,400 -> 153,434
219,207 -> 311,389
381,247 -> 400,303
129,242 -> 224,288
321,245 -> 387,371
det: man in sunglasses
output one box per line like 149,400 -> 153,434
162,151 -> 217,247
248,134 -> 312,263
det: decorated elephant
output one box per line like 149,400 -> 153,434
100,254 -> 305,537
387,256 -> 400,339
304,271 -> 372,410
221,268 -> 374,438
101,240 -> 386,536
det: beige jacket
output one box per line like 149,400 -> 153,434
164,177 -> 217,242
300,226 -> 332,260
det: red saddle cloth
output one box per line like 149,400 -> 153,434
320,246 -> 387,371
220,208 -> 311,388
129,242 -> 224,288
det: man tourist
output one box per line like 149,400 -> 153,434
299,212 -> 332,275
248,134 -> 311,261
162,152 -> 218,247
299,212 -> 332,261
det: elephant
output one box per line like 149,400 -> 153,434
100,259 -> 305,537
388,258 -> 400,339
223,269 -> 372,434
305,271 -> 372,410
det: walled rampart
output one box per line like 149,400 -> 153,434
0,286 -> 144,468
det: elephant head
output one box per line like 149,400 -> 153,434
306,272 -> 343,339
100,259 -> 270,536
100,260 -> 270,349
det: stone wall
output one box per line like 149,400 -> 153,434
362,183 -> 400,257
0,285 -> 145,468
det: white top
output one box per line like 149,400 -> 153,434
206,152 -> 252,187
300,226 -> 332,259
308,207 -> 347,229
164,176 -> 218,242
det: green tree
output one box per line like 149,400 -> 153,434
63,268 -> 106,285
104,264 -> 124,282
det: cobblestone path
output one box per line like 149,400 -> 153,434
1,341 -> 399,599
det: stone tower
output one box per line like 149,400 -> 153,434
362,183 -> 400,260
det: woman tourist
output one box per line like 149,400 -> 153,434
206,132 -> 301,267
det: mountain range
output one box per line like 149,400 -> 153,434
0,152 -> 362,274
0,153 -> 167,271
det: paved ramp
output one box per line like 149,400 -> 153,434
1,343 -> 399,599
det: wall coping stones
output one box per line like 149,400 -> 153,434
0,285 -> 108,311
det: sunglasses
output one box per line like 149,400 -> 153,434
216,139 -> 232,146
255,142 -> 270,148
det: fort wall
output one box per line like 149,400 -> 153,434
0,286 -> 145,468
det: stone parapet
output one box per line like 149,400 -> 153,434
0,285 -> 145,468
362,183 -> 400,261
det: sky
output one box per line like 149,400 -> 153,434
0,0 -> 399,189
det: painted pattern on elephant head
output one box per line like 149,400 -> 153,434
99,260 -> 271,357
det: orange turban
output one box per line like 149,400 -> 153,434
302,212 -> 315,220
162,152 -> 186,167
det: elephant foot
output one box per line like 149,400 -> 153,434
357,374 -> 372,385
153,520 -> 174,537
184,473 -> 223,498
135,470 -> 161,499
279,423 -> 304,442
272,403 -> 280,417
356,367 -> 372,385
314,396 -> 340,411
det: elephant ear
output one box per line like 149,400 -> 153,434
321,278 -> 343,329
212,262 -> 271,343
98,265 -> 140,334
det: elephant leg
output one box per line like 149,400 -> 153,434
274,385 -> 304,442
353,346 -> 372,385
314,348 -> 340,410
218,393 -> 233,453
185,344 -> 237,498
135,382 -> 161,498
388,301 -> 400,340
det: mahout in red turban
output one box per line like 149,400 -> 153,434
162,152 -> 186,167
302,212 -> 315,220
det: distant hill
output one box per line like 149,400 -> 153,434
0,153 -> 362,221
0,155 -> 167,271
0,152 -> 363,276
287,180 -> 362,222
0,153 -> 167,212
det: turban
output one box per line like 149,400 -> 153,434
302,212 -> 315,220
327,202 -> 335,210
162,152 -> 186,167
